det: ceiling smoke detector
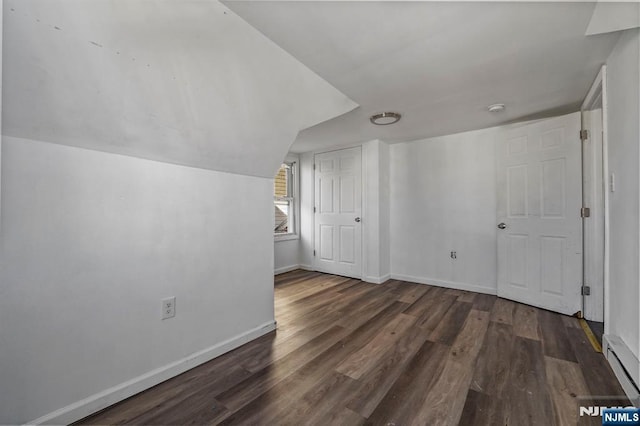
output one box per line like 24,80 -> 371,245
488,103 -> 506,113
370,112 -> 401,125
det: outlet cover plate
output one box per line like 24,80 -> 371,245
162,296 -> 176,320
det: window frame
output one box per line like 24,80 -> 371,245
274,160 -> 298,241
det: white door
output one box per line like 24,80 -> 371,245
497,113 -> 583,315
581,106 -> 605,322
581,66 -> 607,323
314,147 -> 362,279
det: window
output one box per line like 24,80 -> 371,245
274,162 -> 296,237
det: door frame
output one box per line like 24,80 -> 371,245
311,145 -> 365,280
581,65 -> 610,329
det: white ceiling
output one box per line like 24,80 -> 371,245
3,0 -> 356,177
224,1 -> 622,153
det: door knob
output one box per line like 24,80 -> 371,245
497,222 -> 507,230
355,217 -> 361,223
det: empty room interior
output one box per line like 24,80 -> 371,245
1,1 -> 640,425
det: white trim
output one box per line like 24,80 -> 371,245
582,66 -> 605,111
26,321 -> 277,426
602,66 -> 611,334
603,334 -> 640,406
309,142 -> 369,157
274,158 -> 299,239
299,264 -> 314,271
581,64 -> 609,326
312,145 -> 364,280
0,0 -> 3,233
363,274 -> 391,284
361,142 -> 369,282
274,264 -> 301,275
390,273 -> 497,296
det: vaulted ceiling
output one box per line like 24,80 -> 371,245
3,0 -> 357,177
4,1 -> 627,162
224,1 -> 622,153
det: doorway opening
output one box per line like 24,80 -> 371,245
580,65 -> 609,344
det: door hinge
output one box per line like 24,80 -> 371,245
579,129 -> 589,141
314,206 -> 316,213
581,286 -> 591,296
313,163 -> 316,170
313,250 -> 316,257
581,207 -> 591,218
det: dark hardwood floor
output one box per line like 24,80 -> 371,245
79,270 -> 629,425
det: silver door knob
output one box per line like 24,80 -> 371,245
355,217 -> 361,223
497,222 -> 507,229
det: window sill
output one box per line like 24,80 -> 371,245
275,233 -> 299,242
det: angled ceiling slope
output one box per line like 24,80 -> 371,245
225,1 -> 621,153
3,0 -> 357,177
586,1 -> 640,35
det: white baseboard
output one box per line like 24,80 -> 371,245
274,264 -> 301,275
390,273 -> 497,296
603,334 -> 640,406
363,274 -> 391,284
299,264 -> 314,271
27,321 -> 277,425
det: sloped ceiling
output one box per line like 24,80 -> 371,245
2,0 -> 357,177
224,1 -> 621,153
586,1 -> 640,35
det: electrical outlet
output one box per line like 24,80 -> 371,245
162,297 -> 176,320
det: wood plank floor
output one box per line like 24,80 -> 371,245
79,270 -> 629,425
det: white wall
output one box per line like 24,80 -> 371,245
390,128 -> 498,294
0,137 -> 276,424
297,133 -> 494,289
0,0 -> 3,225
363,141 -> 381,282
605,28 -> 640,368
362,140 -> 391,283
274,239 -> 300,274
1,2 -> 358,423
379,142 -> 391,279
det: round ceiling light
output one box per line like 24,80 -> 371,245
370,112 -> 401,125
488,103 -> 506,113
